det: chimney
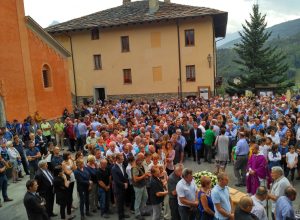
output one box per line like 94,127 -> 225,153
123,0 -> 131,5
164,0 -> 171,3
149,0 -> 159,14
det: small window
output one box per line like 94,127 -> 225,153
152,66 -> 162,82
121,36 -> 130,52
93,54 -> 102,70
185,29 -> 195,46
186,65 -> 196,82
42,64 -> 52,88
151,32 -> 161,48
91,29 -> 99,40
123,69 -> 132,84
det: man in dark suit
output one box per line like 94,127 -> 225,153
35,129 -> 48,156
111,153 -> 130,220
189,122 -> 202,164
34,160 -> 56,218
24,179 -> 49,220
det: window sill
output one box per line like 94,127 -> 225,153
123,82 -> 132,85
186,79 -> 196,82
185,45 -> 195,47
43,87 -> 53,91
94,68 -> 102,70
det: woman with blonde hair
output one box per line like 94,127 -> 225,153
85,155 -> 98,213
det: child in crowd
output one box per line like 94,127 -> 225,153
268,145 -> 281,170
258,138 -> 269,159
285,145 -> 298,182
278,138 -> 289,176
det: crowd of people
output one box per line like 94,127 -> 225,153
0,95 -> 300,220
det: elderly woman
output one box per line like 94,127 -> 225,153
197,176 -> 215,220
246,144 -> 267,195
85,155 -> 98,213
74,159 -> 92,219
7,141 -> 21,183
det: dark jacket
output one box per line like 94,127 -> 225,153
23,191 -> 49,220
35,168 -> 53,194
53,176 -> 68,205
74,167 -> 90,191
189,128 -> 202,143
111,164 -> 128,193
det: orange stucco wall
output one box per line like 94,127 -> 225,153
0,0 -> 72,121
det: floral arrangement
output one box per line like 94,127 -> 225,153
193,171 -> 218,187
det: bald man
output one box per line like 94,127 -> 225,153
234,196 -> 258,220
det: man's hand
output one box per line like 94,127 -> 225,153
229,213 -> 234,220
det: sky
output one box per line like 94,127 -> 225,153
24,0 -> 300,34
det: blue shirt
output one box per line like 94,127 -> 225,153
211,185 -> 231,219
251,124 -> 264,131
235,138 -> 249,156
26,147 -> 40,167
275,196 -> 295,220
77,122 -> 87,136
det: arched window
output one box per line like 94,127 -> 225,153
42,64 -> 52,88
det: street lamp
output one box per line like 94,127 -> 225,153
207,54 -> 212,68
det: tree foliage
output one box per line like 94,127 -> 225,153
226,4 -> 292,95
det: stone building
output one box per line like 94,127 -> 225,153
46,0 -> 228,103
0,0 -> 72,123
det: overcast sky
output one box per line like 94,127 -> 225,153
24,0 -> 300,34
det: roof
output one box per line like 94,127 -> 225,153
46,1 -> 228,37
26,16 -> 71,57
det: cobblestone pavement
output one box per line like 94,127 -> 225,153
1,157 -> 299,220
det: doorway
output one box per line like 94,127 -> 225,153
0,97 -> 6,127
95,88 -> 106,102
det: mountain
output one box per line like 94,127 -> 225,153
219,18 -> 300,49
48,20 -> 59,27
217,24 -> 300,89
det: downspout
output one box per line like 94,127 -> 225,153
65,33 -> 78,105
215,37 -> 225,96
176,19 -> 183,100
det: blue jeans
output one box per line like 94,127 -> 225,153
98,188 -> 106,215
0,175 -> 8,200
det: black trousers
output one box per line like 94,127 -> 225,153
169,198 -> 180,220
204,144 -> 212,162
115,190 -> 125,220
40,189 -> 54,216
78,189 -> 89,217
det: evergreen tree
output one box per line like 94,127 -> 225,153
226,4 -> 292,95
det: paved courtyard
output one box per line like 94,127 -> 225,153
1,157 -> 300,220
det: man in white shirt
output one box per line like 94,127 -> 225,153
251,186 -> 268,220
106,141 -> 120,157
268,166 -> 291,219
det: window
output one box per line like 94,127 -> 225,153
151,32 -> 161,48
42,64 -> 52,88
93,54 -> 102,70
123,69 -> 132,84
91,29 -> 99,40
185,29 -> 195,46
186,65 -> 196,82
121,36 -> 130,52
152,66 -> 162,82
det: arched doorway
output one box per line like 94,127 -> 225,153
0,97 -> 6,127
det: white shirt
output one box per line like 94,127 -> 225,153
268,151 -> 281,162
266,134 -> 280,145
251,195 -> 268,220
286,152 -> 298,167
106,148 -> 120,156
270,176 -> 290,212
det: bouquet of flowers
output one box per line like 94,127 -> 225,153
193,171 -> 218,187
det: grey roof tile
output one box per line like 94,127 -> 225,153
46,1 -> 227,37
